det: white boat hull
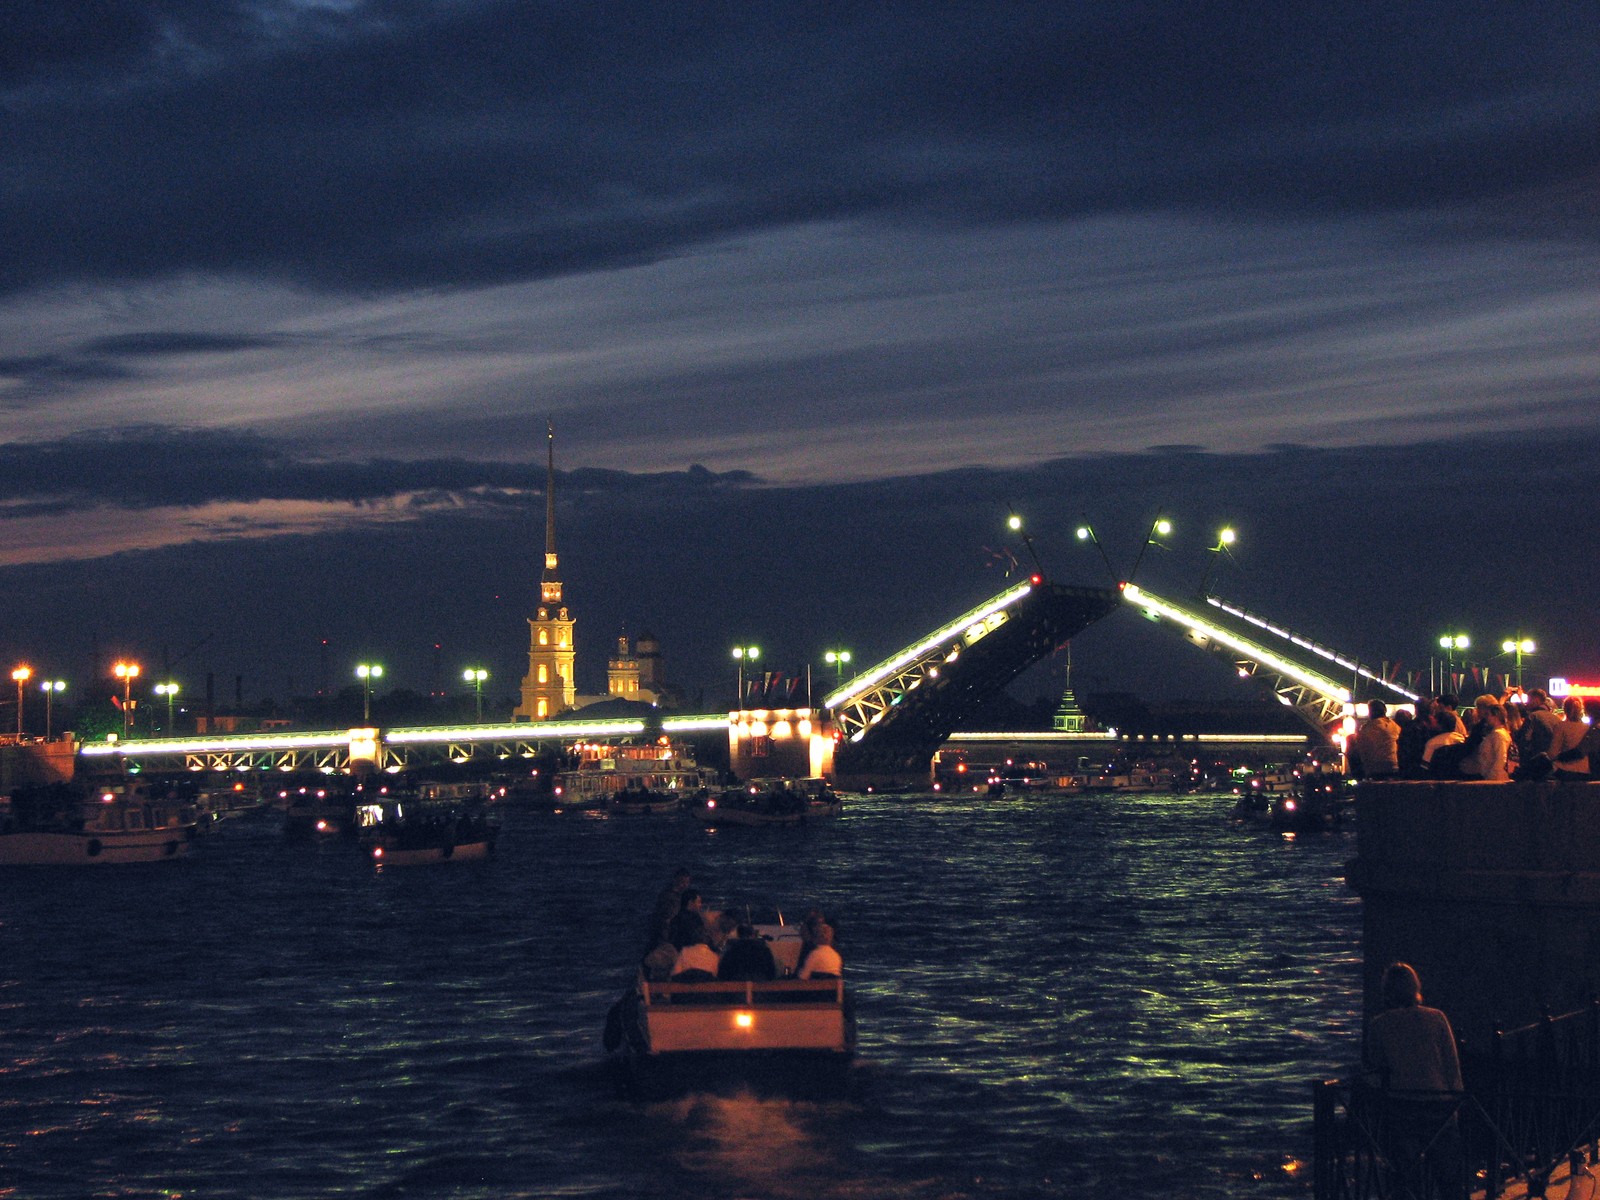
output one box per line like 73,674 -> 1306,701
0,828 -> 194,865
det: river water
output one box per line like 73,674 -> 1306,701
0,790 -> 1363,1199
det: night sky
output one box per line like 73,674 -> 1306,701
2,2 -> 1597,715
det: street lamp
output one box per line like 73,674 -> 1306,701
11,666 -> 31,739
463,667 -> 488,722
1197,527 -> 1238,597
1006,511 -> 1044,576
1075,521 -> 1119,584
824,649 -> 853,680
1501,637 -> 1536,690
39,679 -> 65,740
1127,513 -> 1173,584
731,645 -> 760,708
356,663 -> 383,723
1437,633 -> 1470,691
154,682 -> 180,732
113,661 -> 140,733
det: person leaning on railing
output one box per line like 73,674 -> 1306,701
1363,962 -> 1466,1200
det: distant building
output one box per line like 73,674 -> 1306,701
607,631 -> 683,709
514,423 -> 577,721
1052,644 -> 1091,733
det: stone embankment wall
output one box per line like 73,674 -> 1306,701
1348,780 -> 1600,1047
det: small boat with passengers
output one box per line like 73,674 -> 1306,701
0,779 -> 199,865
356,797 -> 499,866
604,899 -> 854,1098
690,777 -> 842,827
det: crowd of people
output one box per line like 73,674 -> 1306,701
640,867 -> 843,983
1349,690 -> 1597,783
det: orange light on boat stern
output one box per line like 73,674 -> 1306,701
734,1011 -> 754,1030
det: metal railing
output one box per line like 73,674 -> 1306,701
1315,1002 -> 1600,1199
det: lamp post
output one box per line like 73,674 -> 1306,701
731,645 -> 760,708
1005,512 -> 1044,576
1501,637 -> 1536,690
154,682 -> 180,732
113,661 -> 140,733
356,663 -> 383,723
1197,527 -> 1237,596
1075,521 -> 1119,584
463,668 -> 488,722
1127,514 -> 1172,584
39,679 -> 64,740
1437,633 -> 1469,693
11,666 -> 31,739
824,649 -> 853,680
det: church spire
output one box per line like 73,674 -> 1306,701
517,418 -> 576,721
540,419 -> 561,605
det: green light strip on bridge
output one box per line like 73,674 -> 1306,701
1123,584 -> 1351,705
821,579 -> 1036,709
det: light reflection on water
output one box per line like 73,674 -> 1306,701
0,790 -> 1360,1198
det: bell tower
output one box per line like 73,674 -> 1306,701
515,420 -> 577,720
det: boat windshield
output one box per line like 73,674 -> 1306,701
719,897 -> 784,927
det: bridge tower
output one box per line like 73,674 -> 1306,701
515,421 -> 577,721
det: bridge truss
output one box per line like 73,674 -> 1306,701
77,716 -> 728,776
1122,584 -> 1419,739
823,578 -> 1122,781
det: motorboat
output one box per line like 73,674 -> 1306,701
357,798 -> 499,866
0,779 -> 198,865
604,901 -> 854,1098
691,777 -> 841,827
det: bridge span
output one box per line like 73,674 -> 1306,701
64,575 -> 1415,780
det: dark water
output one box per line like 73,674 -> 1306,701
0,792 -> 1363,1199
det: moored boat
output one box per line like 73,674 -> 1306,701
0,779 -> 198,865
554,736 -> 720,809
609,787 -> 685,815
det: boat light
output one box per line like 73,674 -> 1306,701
734,1011 -> 755,1030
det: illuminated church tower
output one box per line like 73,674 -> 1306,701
515,422 -> 577,720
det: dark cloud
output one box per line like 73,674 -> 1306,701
80,330 -> 285,356
0,426 -> 755,509
2,1 -> 1594,297
0,354 -> 138,408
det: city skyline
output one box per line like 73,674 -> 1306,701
2,3 -> 1597,713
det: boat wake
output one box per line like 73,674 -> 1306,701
656,1090 -> 935,1200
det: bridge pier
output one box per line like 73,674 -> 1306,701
727,708 -> 833,782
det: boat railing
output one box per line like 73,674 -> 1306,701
643,978 -> 845,1008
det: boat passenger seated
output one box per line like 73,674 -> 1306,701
797,923 -> 843,980
717,924 -> 778,981
670,935 -> 720,983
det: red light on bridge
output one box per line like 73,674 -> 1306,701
1030,574 -> 1042,585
